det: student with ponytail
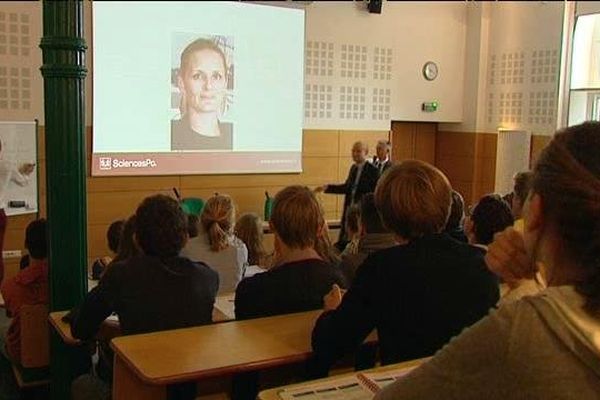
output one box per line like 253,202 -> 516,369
375,121 -> 600,399
182,194 -> 248,294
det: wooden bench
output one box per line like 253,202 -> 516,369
12,304 -> 50,388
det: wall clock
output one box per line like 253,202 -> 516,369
423,61 -> 439,81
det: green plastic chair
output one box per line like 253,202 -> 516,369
180,197 -> 205,216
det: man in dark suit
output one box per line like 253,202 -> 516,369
373,139 -> 393,176
316,141 -> 379,249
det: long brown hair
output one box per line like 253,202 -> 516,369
314,219 -> 341,266
532,122 -> 600,313
234,213 -> 266,266
201,195 -> 235,252
113,215 -> 140,263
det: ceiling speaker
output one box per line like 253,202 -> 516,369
368,0 -> 382,14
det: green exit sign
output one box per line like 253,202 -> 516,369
422,101 -> 438,112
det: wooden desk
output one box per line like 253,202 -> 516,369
111,310 -> 376,400
49,311 -> 78,345
258,357 -> 428,400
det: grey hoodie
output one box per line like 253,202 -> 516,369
375,286 -> 600,400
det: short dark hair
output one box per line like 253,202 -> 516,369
445,190 -> 465,232
470,194 -> 514,245
135,195 -> 188,257
360,193 -> 388,234
25,219 -> 47,259
107,220 -> 125,253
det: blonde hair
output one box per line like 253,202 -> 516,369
271,186 -> 322,249
375,160 -> 452,240
234,213 -> 266,266
200,195 -> 235,252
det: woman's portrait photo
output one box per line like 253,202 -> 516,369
171,34 -> 234,151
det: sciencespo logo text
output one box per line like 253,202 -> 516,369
99,157 -> 157,170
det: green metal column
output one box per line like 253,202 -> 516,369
39,1 -> 88,398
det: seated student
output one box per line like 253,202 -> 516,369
375,122 -> 600,400
235,186 -> 345,320
465,194 -> 540,305
232,187 -> 345,400
78,215 -> 140,387
339,193 -> 397,284
90,219 -> 124,280
0,219 -> 47,400
72,194 -> 218,336
340,205 -> 361,258
181,194 -> 248,294
71,195 -> 218,399
88,215 -> 139,284
310,161 -> 499,377
444,190 -> 468,243
464,194 -> 514,248
1,219 -> 48,363
511,171 -> 534,219
234,213 -> 268,267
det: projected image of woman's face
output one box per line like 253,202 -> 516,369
180,49 -> 227,114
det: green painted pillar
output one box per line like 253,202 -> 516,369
39,1 -> 89,398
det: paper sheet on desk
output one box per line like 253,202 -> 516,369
244,265 -> 267,278
214,294 -> 236,320
278,365 -> 418,400
359,366 -> 417,391
279,376 -> 373,400
106,314 -> 119,322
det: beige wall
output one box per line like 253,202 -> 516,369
436,130 -> 550,206
442,1 -> 564,136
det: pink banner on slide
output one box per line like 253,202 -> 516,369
91,152 -> 302,176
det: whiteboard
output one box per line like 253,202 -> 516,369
0,122 -> 38,217
495,129 -> 531,195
